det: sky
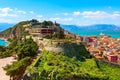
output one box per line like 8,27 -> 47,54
0,0 -> 120,25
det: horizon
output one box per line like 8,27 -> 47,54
0,22 -> 120,26
0,0 -> 120,25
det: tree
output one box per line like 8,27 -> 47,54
17,38 -> 38,60
0,46 -> 6,51
8,39 -> 18,49
53,26 -> 65,39
30,19 -> 39,23
47,21 -> 53,26
4,57 -> 31,80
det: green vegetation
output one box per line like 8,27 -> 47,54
0,39 -> 20,58
4,57 -> 31,80
27,50 -> 120,80
0,37 -> 38,59
26,42 -> 120,80
44,34 -> 52,39
97,60 -> 120,80
52,26 -> 65,39
1,37 -> 120,80
0,39 -> 19,58
17,38 -> 38,60
27,51 -> 108,80
1,20 -> 120,80
3,38 -> 39,80
1,21 -> 28,39
41,20 -> 53,27
80,59 -> 108,80
27,51 -> 83,80
0,46 -> 11,58
1,19 -> 65,39
61,43 -> 90,61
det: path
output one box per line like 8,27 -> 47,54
0,57 -> 15,80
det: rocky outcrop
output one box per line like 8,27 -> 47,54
33,38 -> 90,61
1,22 -> 28,39
35,38 -> 90,60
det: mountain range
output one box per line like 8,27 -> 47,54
61,24 -> 120,32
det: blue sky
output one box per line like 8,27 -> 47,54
0,0 -> 120,25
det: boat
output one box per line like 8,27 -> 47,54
100,32 -> 105,36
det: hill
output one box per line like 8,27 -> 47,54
0,21 -> 29,39
0,19 -> 65,39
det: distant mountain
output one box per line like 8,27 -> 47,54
0,23 -> 14,32
60,25 -> 81,33
61,24 -> 120,32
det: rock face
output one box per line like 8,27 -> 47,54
36,38 -> 90,60
36,39 -> 65,53
44,41 -> 65,53
0,22 -> 26,39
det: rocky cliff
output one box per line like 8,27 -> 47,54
35,39 -> 90,60
0,21 -> 28,39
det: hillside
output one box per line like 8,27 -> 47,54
0,20 -> 65,39
27,38 -> 120,80
0,21 -> 31,39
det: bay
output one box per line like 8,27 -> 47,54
0,39 -> 8,46
67,29 -> 120,38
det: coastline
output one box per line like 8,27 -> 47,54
0,38 -> 10,46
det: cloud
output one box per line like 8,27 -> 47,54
81,11 -> 120,19
62,18 -> 73,21
0,7 -> 12,13
55,13 -> 69,16
0,13 -> 17,17
17,10 -> 26,14
50,11 -> 120,25
0,7 -> 120,25
49,17 -> 73,22
63,13 -> 69,16
0,7 -> 17,17
14,8 -> 26,14
73,11 -> 80,16
0,7 -> 34,23
49,17 -> 60,21
0,7 -> 27,17
36,15 -> 43,19
29,11 -> 34,14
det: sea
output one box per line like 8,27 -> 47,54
0,39 -> 8,46
68,30 -> 120,39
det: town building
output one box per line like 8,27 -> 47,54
107,55 -> 118,62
